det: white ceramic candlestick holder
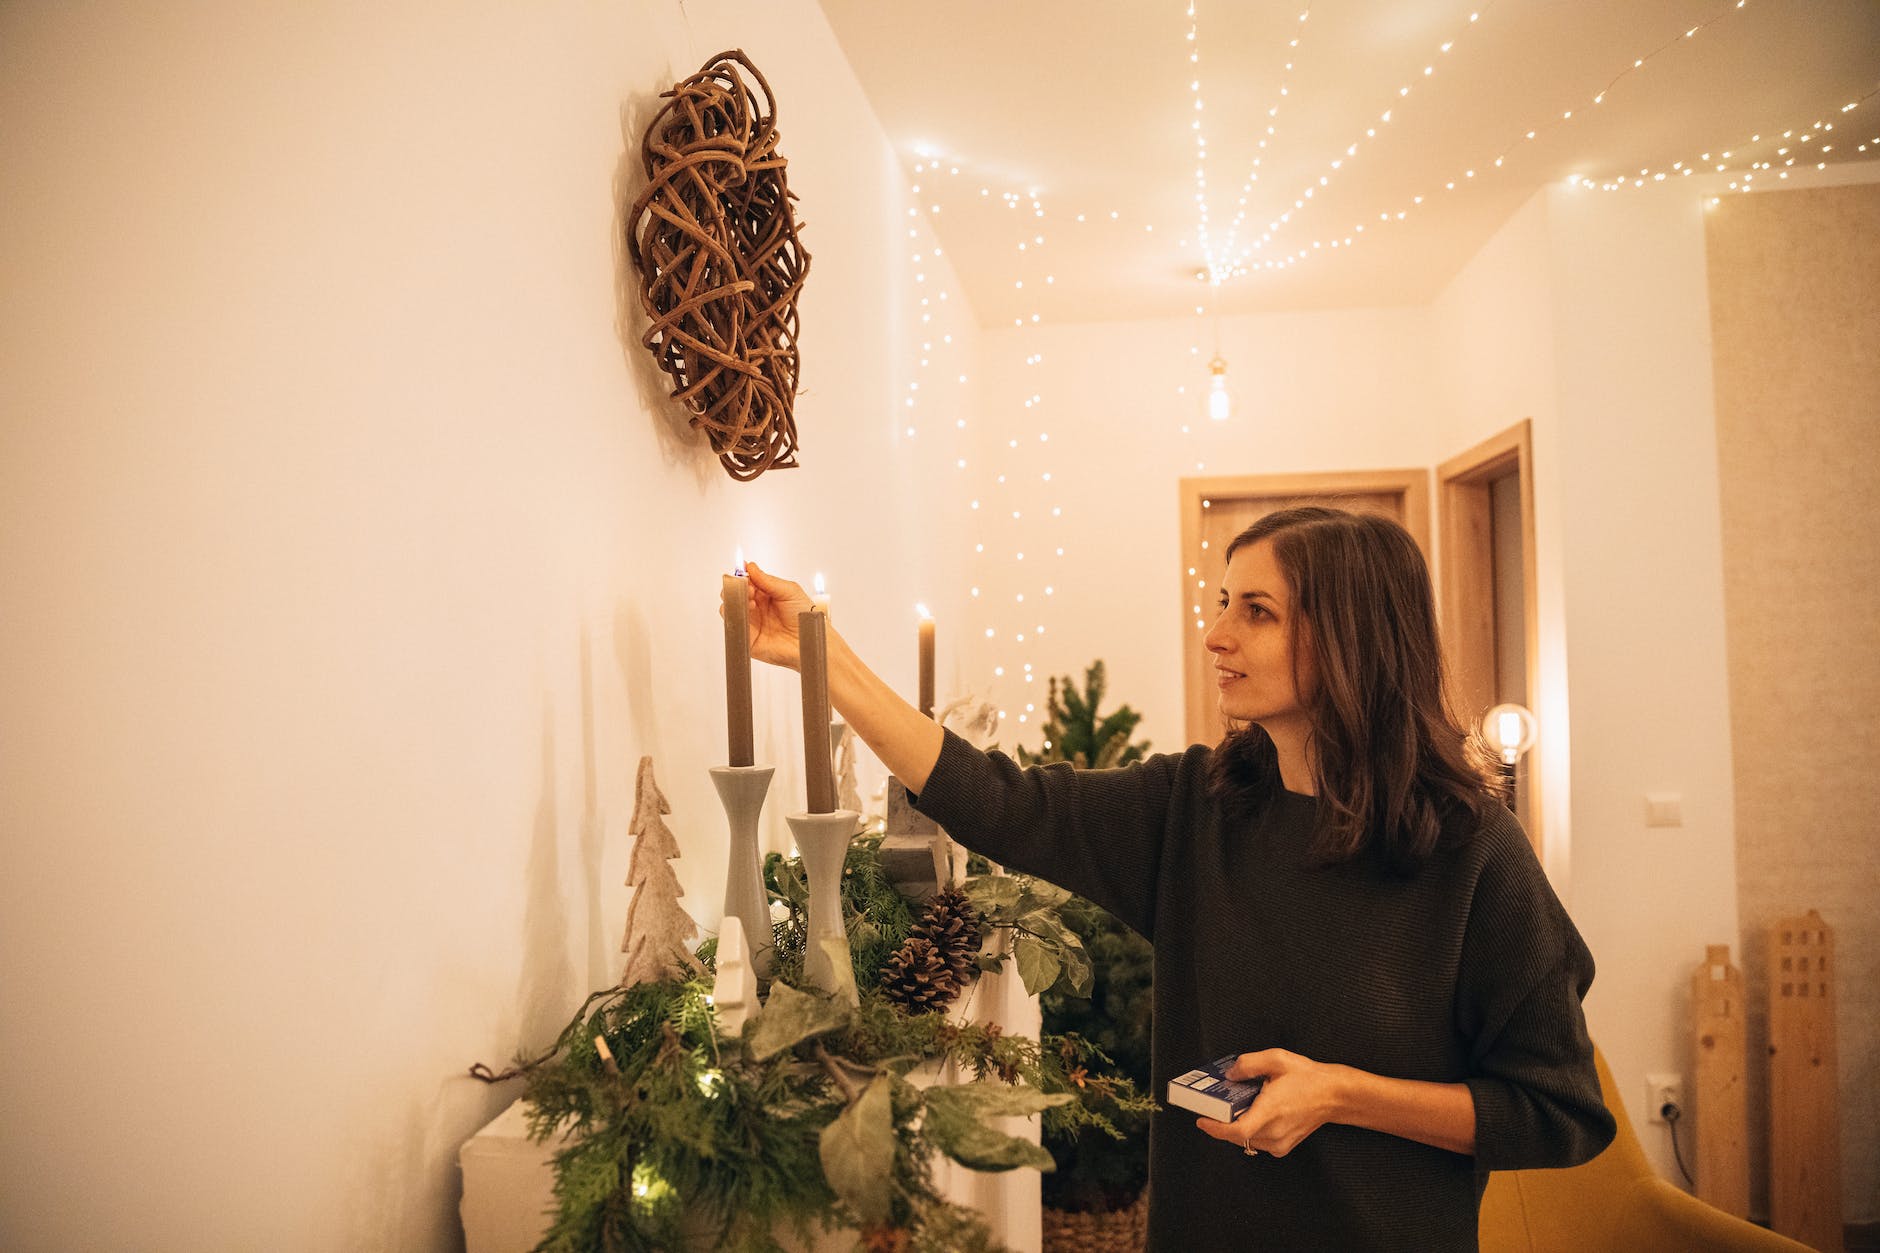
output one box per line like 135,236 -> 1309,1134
711,764 -> 777,978
787,808 -> 861,1005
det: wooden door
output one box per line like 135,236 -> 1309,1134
1178,470 -> 1431,747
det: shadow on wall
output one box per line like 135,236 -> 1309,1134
613,93 -> 719,491
521,703 -> 577,1049
345,1083 -> 490,1252
579,632 -> 611,991
614,601 -> 661,759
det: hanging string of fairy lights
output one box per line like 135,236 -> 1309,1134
899,162 -> 971,457
904,153 -> 1121,728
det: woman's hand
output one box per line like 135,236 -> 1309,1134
740,561 -> 816,671
1194,1048 -> 1478,1158
734,560 -> 946,791
1194,1049 -> 1344,1158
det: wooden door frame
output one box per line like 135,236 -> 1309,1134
1177,469 -> 1433,746
1436,419 -> 1541,852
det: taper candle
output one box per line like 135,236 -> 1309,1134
798,610 -> 835,813
722,570 -> 754,767
916,603 -> 936,719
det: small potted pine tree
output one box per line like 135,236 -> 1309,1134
1021,663 -> 1158,1252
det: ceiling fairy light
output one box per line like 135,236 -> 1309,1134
1184,0 -> 1867,281
1576,87 -> 1878,193
1213,5 -> 1313,266
1187,0 -> 1316,284
1188,0 -> 1500,282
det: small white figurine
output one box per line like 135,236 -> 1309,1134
712,915 -> 759,1036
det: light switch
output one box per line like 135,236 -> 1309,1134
1645,793 -> 1683,828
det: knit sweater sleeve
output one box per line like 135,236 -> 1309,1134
906,729 -> 1203,939
1455,814 -> 1617,1170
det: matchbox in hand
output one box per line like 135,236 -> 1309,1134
1168,1054 -> 1266,1122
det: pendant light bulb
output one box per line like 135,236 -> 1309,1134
1207,355 -> 1231,421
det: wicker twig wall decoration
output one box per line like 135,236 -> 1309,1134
627,50 -> 810,482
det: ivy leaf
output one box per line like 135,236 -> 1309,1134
964,874 -> 1025,914
922,1082 -> 1070,1172
744,981 -> 849,1061
1016,881 -> 1073,914
765,852 -> 810,909
1024,911 -> 1077,946
819,938 -> 860,1004
1059,938 -> 1094,998
820,1074 -> 895,1227
1013,932 -> 1062,996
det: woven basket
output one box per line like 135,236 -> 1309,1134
1041,1191 -> 1149,1253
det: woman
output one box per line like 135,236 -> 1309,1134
742,506 -> 1614,1251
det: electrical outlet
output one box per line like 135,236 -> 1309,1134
1645,1073 -> 1683,1125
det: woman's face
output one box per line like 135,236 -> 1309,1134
1205,539 -> 1317,732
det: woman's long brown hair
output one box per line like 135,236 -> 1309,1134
1206,506 -> 1501,873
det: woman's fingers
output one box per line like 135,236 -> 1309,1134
1227,1049 -> 1292,1081
741,561 -> 814,669
744,560 -> 804,604
1193,1116 -> 1243,1143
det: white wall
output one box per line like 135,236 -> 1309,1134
1433,182 -> 1744,1186
0,3 -> 973,1250
1545,182 -> 1745,1188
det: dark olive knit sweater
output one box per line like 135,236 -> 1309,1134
910,731 -> 1615,1252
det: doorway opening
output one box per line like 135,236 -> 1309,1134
1437,420 -> 1540,848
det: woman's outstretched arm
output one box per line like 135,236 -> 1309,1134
743,562 -> 945,792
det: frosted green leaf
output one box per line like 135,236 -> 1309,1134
964,875 -> 1025,913
1016,881 -> 1073,913
744,981 -> 849,1061
820,1073 -> 895,1226
922,1082 -> 1069,1171
819,937 -> 859,1003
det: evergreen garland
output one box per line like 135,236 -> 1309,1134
478,825 -> 1151,1252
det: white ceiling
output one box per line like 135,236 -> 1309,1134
818,0 -> 1880,326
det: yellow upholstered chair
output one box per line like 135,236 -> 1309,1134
1480,1047 -> 1811,1252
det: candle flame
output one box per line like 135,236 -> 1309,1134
916,602 -> 932,620
734,546 -> 746,577
813,572 -> 827,595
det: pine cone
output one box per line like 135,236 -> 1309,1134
909,888 -> 982,989
879,936 -> 959,1013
